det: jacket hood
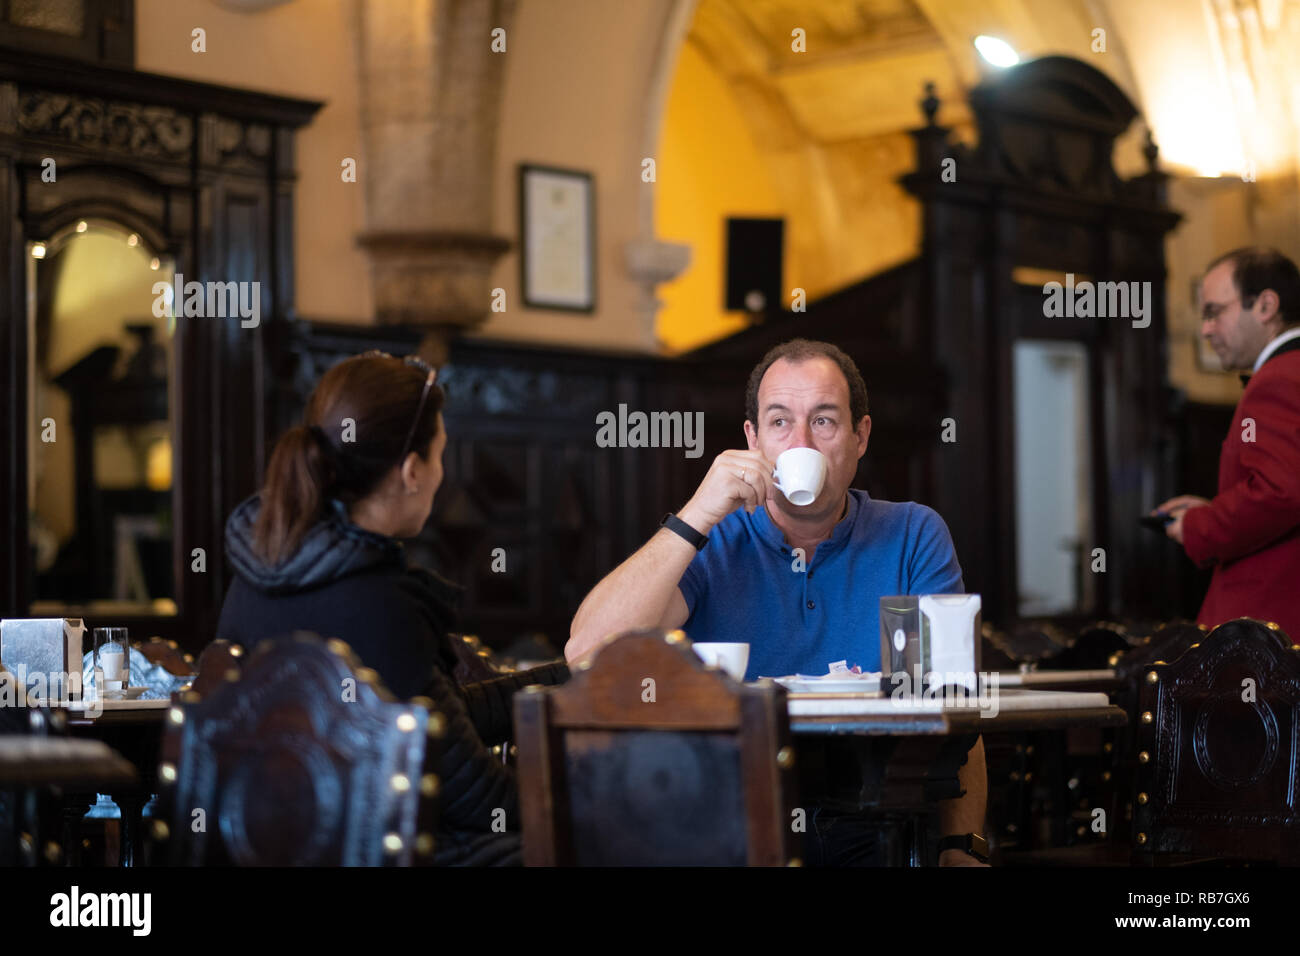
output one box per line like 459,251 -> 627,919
225,494 -> 407,595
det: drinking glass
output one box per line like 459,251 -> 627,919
93,627 -> 130,699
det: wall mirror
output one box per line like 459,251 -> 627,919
1013,338 -> 1095,617
26,219 -> 178,617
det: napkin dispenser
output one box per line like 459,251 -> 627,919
0,618 -> 87,700
879,595 -> 981,695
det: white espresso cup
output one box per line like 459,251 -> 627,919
692,642 -> 750,681
773,447 -> 827,506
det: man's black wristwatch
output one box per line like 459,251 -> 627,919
937,832 -> 989,863
660,513 -> 707,551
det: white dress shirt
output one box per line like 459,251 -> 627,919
1254,325 -> 1300,372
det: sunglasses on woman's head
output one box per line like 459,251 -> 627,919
358,350 -> 438,462
359,349 -> 436,375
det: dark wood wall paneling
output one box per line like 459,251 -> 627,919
276,261 -> 948,654
270,60 -> 1192,653
0,49 -> 320,651
897,59 -> 1183,626
279,324 -> 735,653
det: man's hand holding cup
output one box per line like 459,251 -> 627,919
677,446 -> 830,535
677,450 -> 778,533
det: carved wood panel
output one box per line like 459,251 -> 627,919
0,50 -> 320,650
896,57 -> 1182,625
1135,619 -> 1300,862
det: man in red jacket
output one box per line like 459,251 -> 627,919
1156,247 -> 1300,639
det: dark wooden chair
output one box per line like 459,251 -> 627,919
1032,622 -> 1137,848
186,639 -> 245,699
1133,618 -> 1300,864
1102,621 -> 1207,842
985,621 -> 1131,855
993,621 -> 1207,865
1045,621 -> 1134,671
980,623 -> 1020,672
448,633 -> 503,684
1011,621 -> 1204,852
156,632 -> 441,866
1112,621 -> 1206,683
1000,622 -> 1072,667
137,637 -> 195,677
514,629 -> 801,866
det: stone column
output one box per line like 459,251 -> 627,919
354,0 -> 516,354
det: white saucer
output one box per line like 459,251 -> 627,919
102,686 -> 149,700
774,676 -> 882,694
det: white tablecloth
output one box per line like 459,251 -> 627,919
786,687 -> 1110,716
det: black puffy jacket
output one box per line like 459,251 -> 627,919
215,495 -> 568,865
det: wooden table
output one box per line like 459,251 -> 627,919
787,689 -> 1127,866
59,699 -> 169,866
0,736 -> 138,788
0,734 -> 139,867
994,669 -> 1123,692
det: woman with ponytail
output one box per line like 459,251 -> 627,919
215,351 -> 567,865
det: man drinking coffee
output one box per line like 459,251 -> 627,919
566,338 -> 987,867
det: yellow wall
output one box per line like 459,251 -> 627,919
135,0 -> 372,322
655,39 -> 786,353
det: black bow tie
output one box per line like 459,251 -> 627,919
1240,373 -> 1252,386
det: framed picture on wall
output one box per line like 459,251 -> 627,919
519,164 -> 596,313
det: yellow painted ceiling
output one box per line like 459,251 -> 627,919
658,0 -> 1300,353
686,0 -> 1300,178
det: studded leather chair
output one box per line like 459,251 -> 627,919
1133,618 -> 1300,864
514,629 -> 800,866
156,632 -> 442,866
137,637 -> 196,677
187,638 -> 246,699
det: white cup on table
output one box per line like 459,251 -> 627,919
692,642 -> 750,681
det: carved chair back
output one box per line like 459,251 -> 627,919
514,630 -> 800,866
1134,619 -> 1300,863
159,633 -> 440,866
137,637 -> 195,677
188,639 -> 245,699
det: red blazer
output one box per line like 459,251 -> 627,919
1183,348 -> 1300,639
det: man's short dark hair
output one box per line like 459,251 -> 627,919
745,339 -> 869,428
1206,246 -> 1300,328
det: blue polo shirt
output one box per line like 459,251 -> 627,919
678,489 -> 963,679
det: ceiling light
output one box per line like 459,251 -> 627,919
31,242 -> 46,259
975,35 -> 1020,68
